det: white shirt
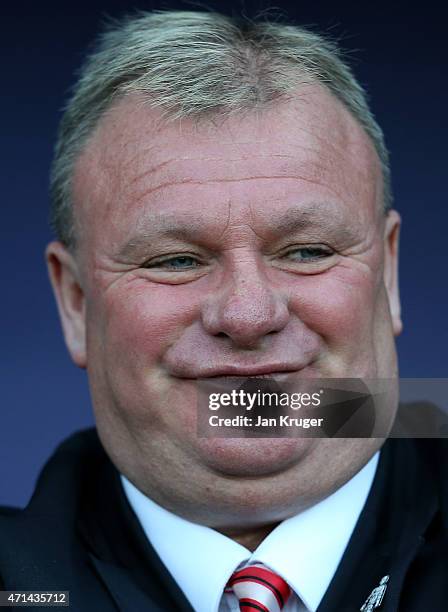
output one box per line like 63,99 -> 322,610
121,452 -> 379,612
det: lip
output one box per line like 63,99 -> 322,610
175,364 -> 307,379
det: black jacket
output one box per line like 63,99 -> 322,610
0,429 -> 447,611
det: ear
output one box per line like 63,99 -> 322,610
383,209 -> 402,336
46,241 -> 87,368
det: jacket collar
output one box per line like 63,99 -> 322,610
318,438 -> 439,612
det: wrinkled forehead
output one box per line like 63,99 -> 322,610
72,86 -> 383,253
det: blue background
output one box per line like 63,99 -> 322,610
1,0 -> 447,507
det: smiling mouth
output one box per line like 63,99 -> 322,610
177,364 -> 310,380
200,371 -> 296,380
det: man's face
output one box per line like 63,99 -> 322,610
47,85 -> 401,528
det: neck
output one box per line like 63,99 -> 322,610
216,522 -> 280,551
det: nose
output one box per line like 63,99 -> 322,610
201,261 -> 290,349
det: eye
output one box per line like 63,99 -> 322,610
144,255 -> 201,270
283,246 -> 333,262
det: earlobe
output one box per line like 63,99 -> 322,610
45,241 -> 87,368
383,210 -> 403,336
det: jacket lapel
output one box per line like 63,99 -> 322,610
318,438 -> 438,612
78,445 -> 195,612
89,555 -> 176,612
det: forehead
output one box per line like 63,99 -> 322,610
72,85 -> 382,251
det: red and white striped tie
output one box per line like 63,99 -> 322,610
226,563 -> 292,611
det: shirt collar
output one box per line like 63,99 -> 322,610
121,452 -> 379,612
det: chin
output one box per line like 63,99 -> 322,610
195,436 -> 316,477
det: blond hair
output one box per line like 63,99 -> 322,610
50,10 -> 391,247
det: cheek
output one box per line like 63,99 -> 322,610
91,279 -> 201,364
86,279 -> 202,432
287,265 -> 381,345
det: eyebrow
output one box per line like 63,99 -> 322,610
117,215 -> 217,260
260,205 -> 360,241
116,202 -> 361,260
